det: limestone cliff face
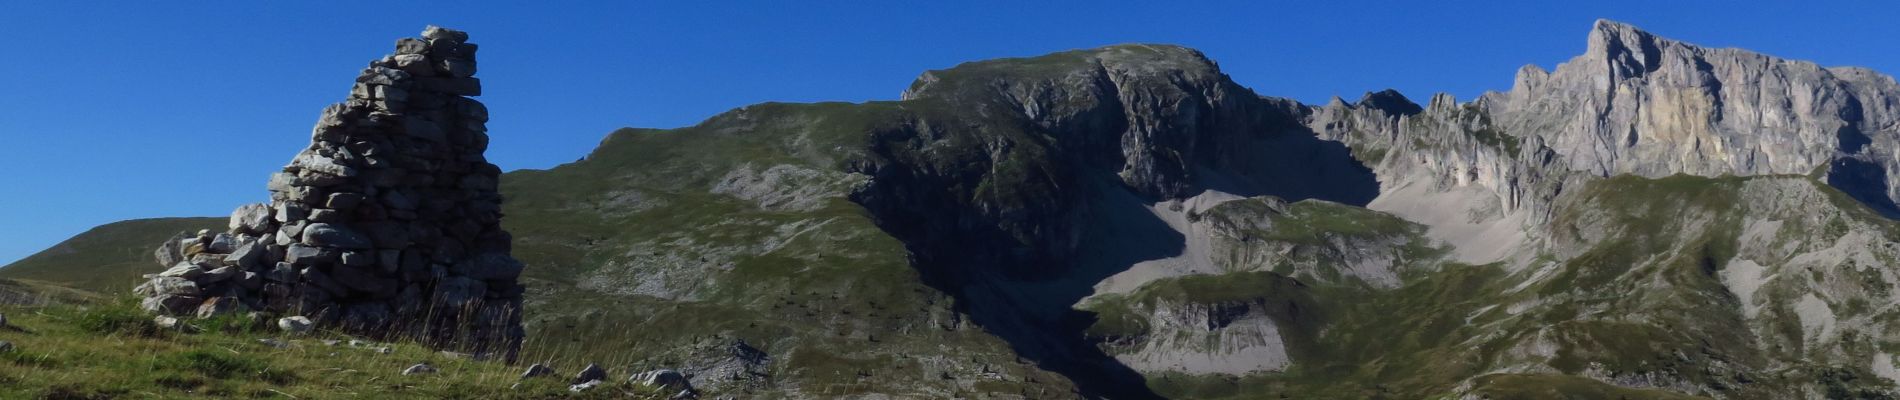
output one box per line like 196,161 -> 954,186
1493,19 -> 1900,213
1311,20 -> 1900,265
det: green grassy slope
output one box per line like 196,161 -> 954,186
0,297 -> 667,399
15,41 -> 1900,399
1,218 -> 223,293
499,101 -> 1075,397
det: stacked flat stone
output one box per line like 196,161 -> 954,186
135,26 -> 524,361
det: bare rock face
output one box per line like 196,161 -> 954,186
135,26 -> 523,361
1311,19 -> 1900,265
1493,20 -> 1871,183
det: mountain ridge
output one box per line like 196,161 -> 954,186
10,19 -> 1900,399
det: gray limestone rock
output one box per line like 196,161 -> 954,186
229,204 -> 273,234
277,316 -> 313,333
634,369 -> 688,389
307,208 -> 342,223
303,223 -> 370,250
266,262 -> 297,283
421,25 -> 468,43
207,233 -> 238,253
157,262 -> 205,279
224,242 -> 265,269
326,192 -> 365,210
145,277 -> 200,296
154,232 -> 186,268
284,244 -> 340,265
199,266 -> 239,284
573,363 -> 608,385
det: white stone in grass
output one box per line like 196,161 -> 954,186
277,316 -> 313,333
402,363 -> 438,375
568,380 -> 604,392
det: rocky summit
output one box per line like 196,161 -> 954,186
13,19 -> 1900,399
132,26 -> 524,361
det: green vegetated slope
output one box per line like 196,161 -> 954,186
13,39 -> 1900,400
0,297 -> 666,399
2,218 -> 224,293
498,100 -> 1079,397
0,43 -> 1337,398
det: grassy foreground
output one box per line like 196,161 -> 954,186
0,293 -> 664,399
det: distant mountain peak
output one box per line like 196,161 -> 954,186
1583,18 -> 1675,74
1355,89 -> 1422,116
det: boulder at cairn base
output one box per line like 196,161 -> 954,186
133,25 -> 525,362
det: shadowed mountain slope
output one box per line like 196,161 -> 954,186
15,20 -> 1900,399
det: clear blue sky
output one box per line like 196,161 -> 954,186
2,1 -> 1897,266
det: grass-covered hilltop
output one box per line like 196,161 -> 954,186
13,19 -> 1900,399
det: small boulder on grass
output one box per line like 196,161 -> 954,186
573,363 -> 607,384
0,340 -> 14,353
634,369 -> 687,388
277,316 -> 312,333
153,315 -> 199,333
0,312 -> 9,329
402,363 -> 437,375
520,363 -> 555,379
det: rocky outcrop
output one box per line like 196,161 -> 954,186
1487,19 -> 1898,191
852,44 -> 1380,398
134,26 -> 522,360
1310,19 -> 1900,265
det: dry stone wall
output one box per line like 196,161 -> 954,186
135,26 -> 523,360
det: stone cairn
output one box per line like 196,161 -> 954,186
135,26 -> 524,361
